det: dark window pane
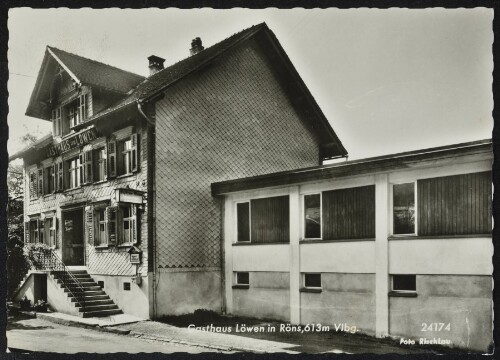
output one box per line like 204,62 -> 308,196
237,203 -> 250,242
393,275 -> 416,291
304,273 -> 321,288
418,172 -> 492,236
251,196 -> 289,243
393,183 -> 415,234
322,186 -> 375,240
304,194 -> 321,238
237,272 -> 249,285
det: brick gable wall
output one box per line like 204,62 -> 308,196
155,38 -> 323,270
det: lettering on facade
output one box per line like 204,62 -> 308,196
46,127 -> 98,157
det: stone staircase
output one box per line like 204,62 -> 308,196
51,269 -> 122,318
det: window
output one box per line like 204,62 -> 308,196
65,156 -> 81,189
393,183 -> 416,235
123,282 -> 131,291
94,147 -> 107,182
417,172 -> 492,236
108,134 -> 139,178
44,217 -> 56,247
304,273 -> 321,288
62,94 -> 87,135
44,165 -> 55,194
94,207 -> 107,246
28,219 -> 40,243
236,272 -> 249,285
235,196 -> 289,244
250,196 -> 289,243
98,281 -> 104,288
52,107 -> 62,136
39,220 -> 44,244
236,202 -> 250,242
304,194 -> 321,239
121,206 -> 133,245
392,275 -> 416,292
322,185 -> 375,240
55,161 -> 64,192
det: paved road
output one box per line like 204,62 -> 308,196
7,316 -> 220,354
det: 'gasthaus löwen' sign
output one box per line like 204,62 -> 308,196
46,127 -> 98,157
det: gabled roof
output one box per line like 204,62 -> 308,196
47,46 -> 145,94
25,46 -> 145,119
80,22 -> 347,158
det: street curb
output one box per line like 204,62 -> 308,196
36,313 -> 131,335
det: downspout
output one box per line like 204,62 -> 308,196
137,101 -> 157,319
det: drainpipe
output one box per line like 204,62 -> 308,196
137,101 -> 157,319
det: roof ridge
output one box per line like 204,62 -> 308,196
130,22 -> 267,99
47,45 -> 145,80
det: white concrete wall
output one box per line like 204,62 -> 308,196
232,245 -> 290,272
389,237 -> 493,275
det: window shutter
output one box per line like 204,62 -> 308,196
38,168 -> 44,197
107,140 -> 117,178
85,150 -> 93,183
29,172 -> 35,199
51,164 -> 56,193
86,208 -> 94,246
49,218 -> 56,247
78,153 -> 85,185
55,217 -> 59,248
79,94 -> 87,122
25,222 -> 30,243
131,133 -> 139,173
56,161 -> 63,192
131,205 -> 139,244
106,206 -> 117,244
103,146 -> 108,180
36,219 -> 41,243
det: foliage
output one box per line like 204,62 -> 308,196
34,300 -> 48,312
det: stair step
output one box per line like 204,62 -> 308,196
79,304 -> 119,312
56,279 -> 96,286
64,285 -> 101,292
66,289 -> 106,296
71,294 -> 110,302
82,309 -> 123,318
80,299 -> 114,306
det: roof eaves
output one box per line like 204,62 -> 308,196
9,134 -> 54,161
47,46 -> 82,86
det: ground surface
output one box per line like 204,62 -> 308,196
156,310 -> 465,354
6,314 -> 220,354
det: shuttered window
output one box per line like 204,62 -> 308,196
322,185 -> 376,240
52,107 -> 62,136
417,171 -> 492,236
29,171 -> 38,199
250,196 -> 289,243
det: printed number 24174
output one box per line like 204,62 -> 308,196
421,323 -> 451,331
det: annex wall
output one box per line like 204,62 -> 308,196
389,275 -> 492,352
300,273 -> 376,335
232,272 -> 290,321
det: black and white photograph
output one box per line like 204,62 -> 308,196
5,7 -> 494,355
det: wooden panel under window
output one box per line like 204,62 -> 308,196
418,171 -> 492,236
322,185 -> 375,240
250,196 -> 289,243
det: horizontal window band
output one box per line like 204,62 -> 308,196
389,291 -> 418,298
300,288 -> 322,293
300,238 -> 375,244
232,284 -> 249,290
233,242 -> 290,246
388,234 -> 491,240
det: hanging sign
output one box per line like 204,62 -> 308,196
46,127 -> 98,157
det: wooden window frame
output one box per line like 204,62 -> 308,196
303,193 -> 322,240
391,181 -> 418,236
44,216 -> 56,248
391,274 -> 417,293
93,147 -> 107,182
117,204 -> 138,246
65,156 -> 81,190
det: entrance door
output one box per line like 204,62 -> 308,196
62,208 -> 85,266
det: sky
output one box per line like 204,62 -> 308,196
7,8 -> 493,160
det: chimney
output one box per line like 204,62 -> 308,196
189,37 -> 204,56
147,55 -> 165,76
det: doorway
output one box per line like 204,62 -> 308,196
61,208 -> 85,266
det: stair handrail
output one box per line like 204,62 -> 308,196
26,245 -> 86,308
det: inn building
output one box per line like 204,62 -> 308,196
10,22 -> 492,352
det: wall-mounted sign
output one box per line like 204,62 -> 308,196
46,127 -> 98,157
128,245 -> 142,264
116,188 -> 143,204
130,253 -> 141,264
